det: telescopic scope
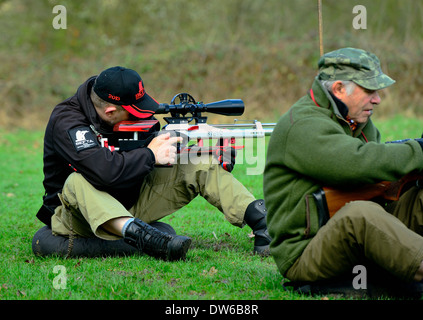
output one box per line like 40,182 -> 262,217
156,99 -> 245,117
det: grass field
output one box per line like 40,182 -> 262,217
1,115 -> 423,303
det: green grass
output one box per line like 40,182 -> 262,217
1,115 -> 423,301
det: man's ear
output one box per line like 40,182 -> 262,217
104,105 -> 117,116
331,81 -> 346,100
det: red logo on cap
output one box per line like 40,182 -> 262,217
135,81 -> 145,100
108,94 -> 121,101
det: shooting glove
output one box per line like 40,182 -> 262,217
214,146 -> 237,172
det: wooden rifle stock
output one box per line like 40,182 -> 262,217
322,172 -> 423,218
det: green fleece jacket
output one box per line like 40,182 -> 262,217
263,77 -> 423,277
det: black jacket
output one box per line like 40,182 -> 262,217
37,76 -> 158,225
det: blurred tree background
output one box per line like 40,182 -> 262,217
1,0 -> 422,129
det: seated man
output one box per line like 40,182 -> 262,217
264,48 -> 423,291
33,66 -> 270,260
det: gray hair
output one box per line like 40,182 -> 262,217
320,80 -> 356,96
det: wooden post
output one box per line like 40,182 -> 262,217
318,0 -> 324,56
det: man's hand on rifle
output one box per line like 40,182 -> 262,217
214,146 -> 237,172
147,133 -> 182,165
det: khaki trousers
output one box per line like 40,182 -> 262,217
286,187 -> 423,283
51,160 -> 255,240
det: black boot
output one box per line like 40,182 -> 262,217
244,200 -> 272,256
124,218 -> 191,261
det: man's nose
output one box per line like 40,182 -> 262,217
371,92 -> 381,105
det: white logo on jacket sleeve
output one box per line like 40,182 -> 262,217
68,127 -> 99,152
75,130 -> 89,142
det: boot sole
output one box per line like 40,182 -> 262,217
254,245 -> 271,257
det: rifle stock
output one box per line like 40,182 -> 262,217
322,172 -> 423,218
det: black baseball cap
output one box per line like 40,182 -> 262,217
93,66 -> 159,118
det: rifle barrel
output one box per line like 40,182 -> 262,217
212,122 -> 276,136
178,128 -> 267,139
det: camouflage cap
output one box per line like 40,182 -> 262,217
318,47 -> 395,90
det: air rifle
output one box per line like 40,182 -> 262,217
102,93 -> 275,156
313,171 -> 423,228
314,135 -> 423,225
